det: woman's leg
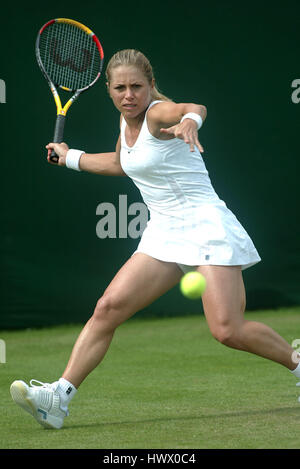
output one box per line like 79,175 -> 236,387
198,265 -> 296,370
62,253 -> 182,388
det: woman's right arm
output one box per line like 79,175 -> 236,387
79,135 -> 126,176
46,133 -> 126,176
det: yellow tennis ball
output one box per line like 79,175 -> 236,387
180,271 -> 206,299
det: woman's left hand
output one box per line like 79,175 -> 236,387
160,119 -> 204,153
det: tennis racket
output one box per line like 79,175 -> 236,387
35,18 -> 104,163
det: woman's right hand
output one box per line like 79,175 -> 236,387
46,142 -> 69,166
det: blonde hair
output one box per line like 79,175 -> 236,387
105,49 -> 172,102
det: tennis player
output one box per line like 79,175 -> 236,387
10,49 -> 300,429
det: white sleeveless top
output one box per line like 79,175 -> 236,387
120,101 -> 261,269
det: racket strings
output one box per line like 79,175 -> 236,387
39,22 -> 101,91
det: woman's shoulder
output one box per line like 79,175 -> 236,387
146,101 -> 179,140
148,100 -> 175,114
147,100 -> 178,125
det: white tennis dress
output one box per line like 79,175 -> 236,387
120,101 -> 261,271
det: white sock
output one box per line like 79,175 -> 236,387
290,362 -> 300,379
57,378 -> 77,411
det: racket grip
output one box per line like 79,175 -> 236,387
50,114 -> 66,163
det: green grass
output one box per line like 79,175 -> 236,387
1,307 -> 300,449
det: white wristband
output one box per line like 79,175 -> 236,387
66,149 -> 85,171
180,112 -> 203,130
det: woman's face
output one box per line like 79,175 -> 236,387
108,65 -> 154,119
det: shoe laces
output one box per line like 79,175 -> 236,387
30,379 -> 56,390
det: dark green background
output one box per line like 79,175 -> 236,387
1,1 -> 299,328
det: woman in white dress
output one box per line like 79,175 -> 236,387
10,49 -> 300,429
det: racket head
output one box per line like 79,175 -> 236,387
36,18 -> 104,93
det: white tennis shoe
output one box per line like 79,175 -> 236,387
10,379 -> 68,429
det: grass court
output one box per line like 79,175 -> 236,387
1,307 -> 299,449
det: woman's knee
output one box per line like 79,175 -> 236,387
210,319 -> 243,349
92,294 -> 124,330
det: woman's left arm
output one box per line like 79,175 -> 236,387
148,102 -> 207,153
